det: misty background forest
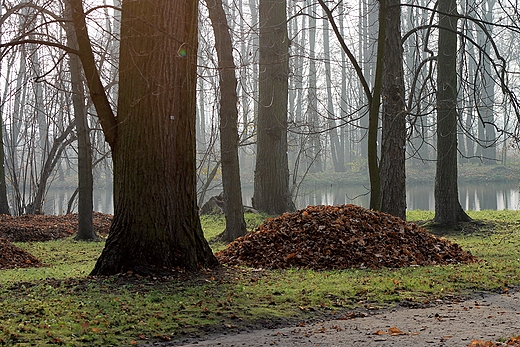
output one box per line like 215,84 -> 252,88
0,0 -> 519,219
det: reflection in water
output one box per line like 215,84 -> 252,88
43,188 -> 114,215
41,182 -> 519,215
248,182 -> 520,211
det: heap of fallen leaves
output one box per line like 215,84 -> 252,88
0,212 -> 112,242
216,204 -> 477,270
0,237 -> 43,270
0,212 -> 113,270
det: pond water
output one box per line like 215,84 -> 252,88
41,181 -> 519,215
291,182 -> 520,211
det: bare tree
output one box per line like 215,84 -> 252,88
252,0 -> 295,215
205,0 -> 247,241
434,0 -> 471,224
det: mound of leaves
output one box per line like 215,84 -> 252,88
216,204 -> 477,270
0,212 -> 113,242
0,238 -> 43,270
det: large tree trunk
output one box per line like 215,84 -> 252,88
380,0 -> 406,220
72,0 -> 217,275
205,0 -> 247,241
252,0 -> 295,215
434,0 -> 471,225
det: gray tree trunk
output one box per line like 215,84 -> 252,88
64,1 -> 96,240
306,1 -> 322,173
205,0 -> 247,241
434,0 -> 471,225
380,0 -> 406,220
323,15 -> 344,172
252,0 -> 295,215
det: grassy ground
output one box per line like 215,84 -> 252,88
1,210 -> 520,346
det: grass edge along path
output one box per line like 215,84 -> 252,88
0,210 -> 518,346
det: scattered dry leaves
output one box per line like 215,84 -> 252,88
216,204 -> 477,270
468,336 -> 520,347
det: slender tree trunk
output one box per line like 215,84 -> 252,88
0,26 -> 10,215
380,0 -> 406,220
252,0 -> 295,215
205,0 -> 247,241
306,2 -> 322,173
0,122 -> 10,215
65,2 -> 96,240
478,0 -> 496,164
367,0 -> 387,211
323,15 -> 344,173
26,124 -> 76,214
434,0 -> 471,225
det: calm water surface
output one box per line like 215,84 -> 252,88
42,181 -> 519,215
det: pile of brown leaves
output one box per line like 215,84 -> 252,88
0,212 -> 112,242
0,212 -> 112,270
216,204 -> 477,270
0,237 -> 43,270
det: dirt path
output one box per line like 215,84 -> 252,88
170,289 -> 520,347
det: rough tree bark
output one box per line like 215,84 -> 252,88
434,0 -> 471,225
367,0 -> 387,211
252,0 -> 295,215
205,0 -> 247,241
70,0 -> 217,275
380,0 -> 406,220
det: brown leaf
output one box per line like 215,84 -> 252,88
388,326 -> 405,336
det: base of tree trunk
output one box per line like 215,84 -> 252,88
433,205 -> 472,227
74,233 -> 99,242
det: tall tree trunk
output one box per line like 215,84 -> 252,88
478,0 -> 496,164
323,15 -> 344,173
252,0 -> 295,215
380,0 -> 406,220
0,26 -> 11,215
65,2 -> 96,240
434,0 -> 471,225
205,0 -> 247,241
367,0 -> 387,211
69,0 -> 218,275
306,1 -> 322,173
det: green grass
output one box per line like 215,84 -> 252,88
1,210 -> 520,346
